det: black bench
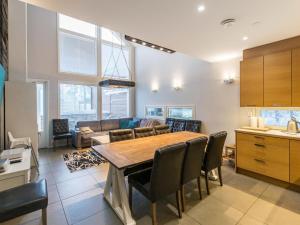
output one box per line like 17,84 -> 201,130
0,179 -> 48,225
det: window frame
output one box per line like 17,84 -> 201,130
58,81 -> 99,125
57,14 -> 99,77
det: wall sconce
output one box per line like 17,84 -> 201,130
173,79 -> 182,91
151,83 -> 159,92
223,74 -> 235,84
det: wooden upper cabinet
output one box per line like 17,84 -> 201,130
292,48 -> 300,106
264,51 -> 292,106
240,56 -> 264,106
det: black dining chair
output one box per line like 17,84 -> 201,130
109,129 -> 152,176
128,143 -> 186,225
52,119 -> 72,149
181,137 -> 208,211
202,131 -> 227,195
154,125 -> 171,135
134,127 -> 155,138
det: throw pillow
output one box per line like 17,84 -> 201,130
128,120 -> 139,129
80,127 -> 94,134
120,120 -> 130,129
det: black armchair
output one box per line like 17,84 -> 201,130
52,119 -> 72,149
128,143 -> 186,225
202,131 -> 227,195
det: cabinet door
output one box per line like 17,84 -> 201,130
264,51 -> 292,106
240,56 -> 264,106
292,48 -> 300,106
290,140 -> 300,185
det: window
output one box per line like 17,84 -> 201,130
145,106 -> 165,119
101,28 -> 131,79
60,83 -> 97,128
58,14 -> 97,76
102,88 -> 129,119
260,109 -> 300,127
167,106 -> 194,120
36,83 -> 44,132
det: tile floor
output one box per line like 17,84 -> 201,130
2,147 -> 300,225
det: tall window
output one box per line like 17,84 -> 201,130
102,88 -> 129,119
36,83 -> 44,132
58,14 -> 97,76
60,83 -> 97,128
101,28 -> 131,79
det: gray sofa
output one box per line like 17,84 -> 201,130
71,118 -> 160,149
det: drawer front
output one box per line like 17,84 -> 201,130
236,132 -> 289,181
290,140 -> 300,185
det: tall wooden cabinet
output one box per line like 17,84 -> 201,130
240,56 -> 264,106
290,140 -> 300,185
292,48 -> 300,106
263,51 -> 292,106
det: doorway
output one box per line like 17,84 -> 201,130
36,82 -> 48,149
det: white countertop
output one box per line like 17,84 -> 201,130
236,128 -> 300,140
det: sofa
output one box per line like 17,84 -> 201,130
165,118 -> 202,133
71,118 -> 160,149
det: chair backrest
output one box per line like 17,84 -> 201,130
154,125 -> 171,135
203,131 -> 227,171
53,119 -> 69,135
134,127 -> 155,138
109,129 -> 134,142
185,120 -> 202,133
149,142 -> 186,201
181,137 -> 208,184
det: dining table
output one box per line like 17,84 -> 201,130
92,131 -> 207,225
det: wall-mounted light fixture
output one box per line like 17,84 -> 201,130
173,79 -> 183,90
151,83 -> 159,92
125,35 -> 176,54
223,74 -> 235,84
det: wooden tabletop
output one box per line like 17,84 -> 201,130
92,131 -> 207,170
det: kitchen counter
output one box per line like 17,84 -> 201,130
235,128 -> 300,140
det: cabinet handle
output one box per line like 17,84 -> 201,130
254,158 -> 266,164
272,104 -> 280,107
254,143 -> 265,148
254,136 -> 264,139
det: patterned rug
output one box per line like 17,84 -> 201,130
63,150 -> 106,173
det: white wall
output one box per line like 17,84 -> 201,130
135,47 -> 248,144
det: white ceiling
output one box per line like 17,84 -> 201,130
22,0 -> 300,62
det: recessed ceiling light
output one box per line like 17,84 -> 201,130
142,42 -> 146,45
151,45 -> 155,48
132,38 -> 137,42
197,5 -> 205,12
160,47 -> 164,51
242,36 -> 248,41
167,50 -> 171,53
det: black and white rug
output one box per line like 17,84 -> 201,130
63,150 -> 106,172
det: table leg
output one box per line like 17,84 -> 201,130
104,164 -> 136,225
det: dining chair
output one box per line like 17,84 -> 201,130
133,127 -> 155,138
128,142 -> 186,225
109,129 -> 134,142
154,125 -> 171,135
109,129 -> 151,176
202,131 -> 227,195
181,137 -> 208,211
52,119 -> 72,149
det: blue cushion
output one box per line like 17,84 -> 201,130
128,120 -> 139,129
120,120 -> 130,129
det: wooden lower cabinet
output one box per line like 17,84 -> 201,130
236,132 -> 290,182
290,140 -> 300,185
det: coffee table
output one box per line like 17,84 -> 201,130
91,135 -> 110,146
